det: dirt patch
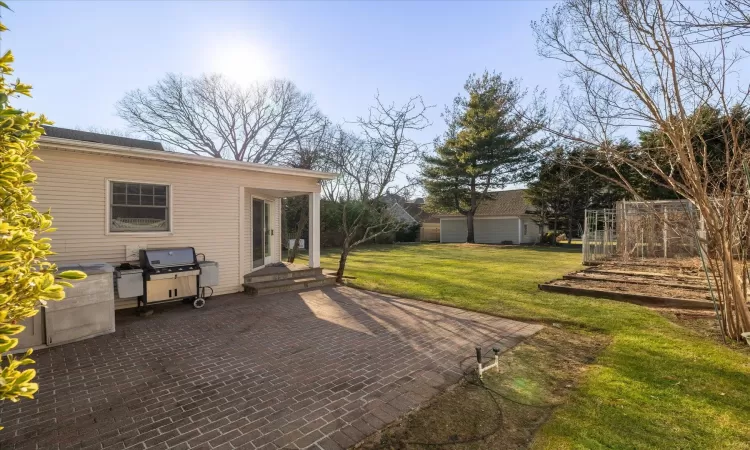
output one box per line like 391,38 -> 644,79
566,272 -> 708,290
359,327 -> 608,450
593,257 -> 704,271
660,308 -> 750,355
547,278 -> 709,302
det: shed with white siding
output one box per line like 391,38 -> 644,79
438,190 -> 543,244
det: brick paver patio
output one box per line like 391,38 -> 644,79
0,285 -> 542,450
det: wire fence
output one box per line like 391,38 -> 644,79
583,200 -> 701,264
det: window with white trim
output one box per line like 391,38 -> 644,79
110,182 -> 170,232
523,223 -> 528,236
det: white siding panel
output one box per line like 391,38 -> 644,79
475,218 -> 519,244
521,218 -> 541,244
244,188 -> 252,276
440,219 -> 467,243
33,146 -> 321,296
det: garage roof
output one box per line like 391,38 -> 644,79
439,189 -> 536,217
43,126 -> 165,151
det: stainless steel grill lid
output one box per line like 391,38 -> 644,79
140,248 -> 197,269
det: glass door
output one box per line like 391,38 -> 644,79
264,202 -> 272,264
252,199 -> 265,269
252,198 -> 274,269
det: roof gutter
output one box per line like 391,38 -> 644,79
38,136 -> 339,180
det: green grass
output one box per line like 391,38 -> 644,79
304,243 -> 750,449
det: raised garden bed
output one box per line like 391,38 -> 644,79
540,258 -> 715,310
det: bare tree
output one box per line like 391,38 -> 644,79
324,94 -> 431,282
80,127 -> 136,138
284,118 -> 333,263
533,0 -> 750,341
117,74 -> 323,164
676,0 -> 750,41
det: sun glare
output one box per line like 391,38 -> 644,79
211,41 -> 272,85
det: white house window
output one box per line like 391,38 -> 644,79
523,223 -> 528,235
110,182 -> 170,232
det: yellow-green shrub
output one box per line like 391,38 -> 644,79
0,3 -> 85,414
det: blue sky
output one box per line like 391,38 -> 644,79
5,0 -> 564,190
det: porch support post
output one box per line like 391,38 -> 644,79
308,192 -> 321,268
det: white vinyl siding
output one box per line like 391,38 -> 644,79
440,218 -> 467,243
475,218 -> 519,244
521,218 -> 541,244
33,145 -> 321,298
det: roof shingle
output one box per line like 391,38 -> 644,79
438,189 -> 535,217
42,126 -> 165,152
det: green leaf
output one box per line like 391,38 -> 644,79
56,270 -> 86,280
0,337 -> 18,353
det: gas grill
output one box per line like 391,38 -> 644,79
139,247 -> 206,309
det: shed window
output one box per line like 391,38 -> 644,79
523,223 -> 528,236
110,182 -> 170,232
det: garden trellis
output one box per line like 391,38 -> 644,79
583,200 -> 701,264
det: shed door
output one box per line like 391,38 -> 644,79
441,219 -> 468,243
475,218 -> 519,244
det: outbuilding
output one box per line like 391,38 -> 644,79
438,189 -> 542,244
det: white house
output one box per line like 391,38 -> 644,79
438,189 -> 542,244
33,127 -> 337,306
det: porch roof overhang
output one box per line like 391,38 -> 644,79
248,187 -> 317,198
39,136 -> 339,181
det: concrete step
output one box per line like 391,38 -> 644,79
244,267 -> 323,284
243,275 -> 336,296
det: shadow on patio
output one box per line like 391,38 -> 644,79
0,285 -> 541,450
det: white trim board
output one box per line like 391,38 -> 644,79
438,215 -> 526,220
41,137 -> 338,180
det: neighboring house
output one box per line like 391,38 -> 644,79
437,189 -> 543,244
403,201 -> 441,242
34,127 -> 336,308
387,202 -> 419,226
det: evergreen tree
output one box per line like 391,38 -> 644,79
526,147 -> 626,243
422,71 -> 545,242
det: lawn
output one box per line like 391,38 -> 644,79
304,243 -> 750,449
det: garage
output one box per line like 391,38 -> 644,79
475,218 -> 519,244
440,218 -> 468,243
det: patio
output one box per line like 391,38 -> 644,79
0,286 -> 541,450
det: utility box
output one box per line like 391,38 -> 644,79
198,261 -> 219,287
116,268 -> 144,298
44,262 -> 116,347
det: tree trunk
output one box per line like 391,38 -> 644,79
466,213 -> 475,243
567,206 -> 574,245
336,245 -> 349,283
287,209 -> 308,263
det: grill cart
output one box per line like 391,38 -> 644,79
138,247 -> 206,309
